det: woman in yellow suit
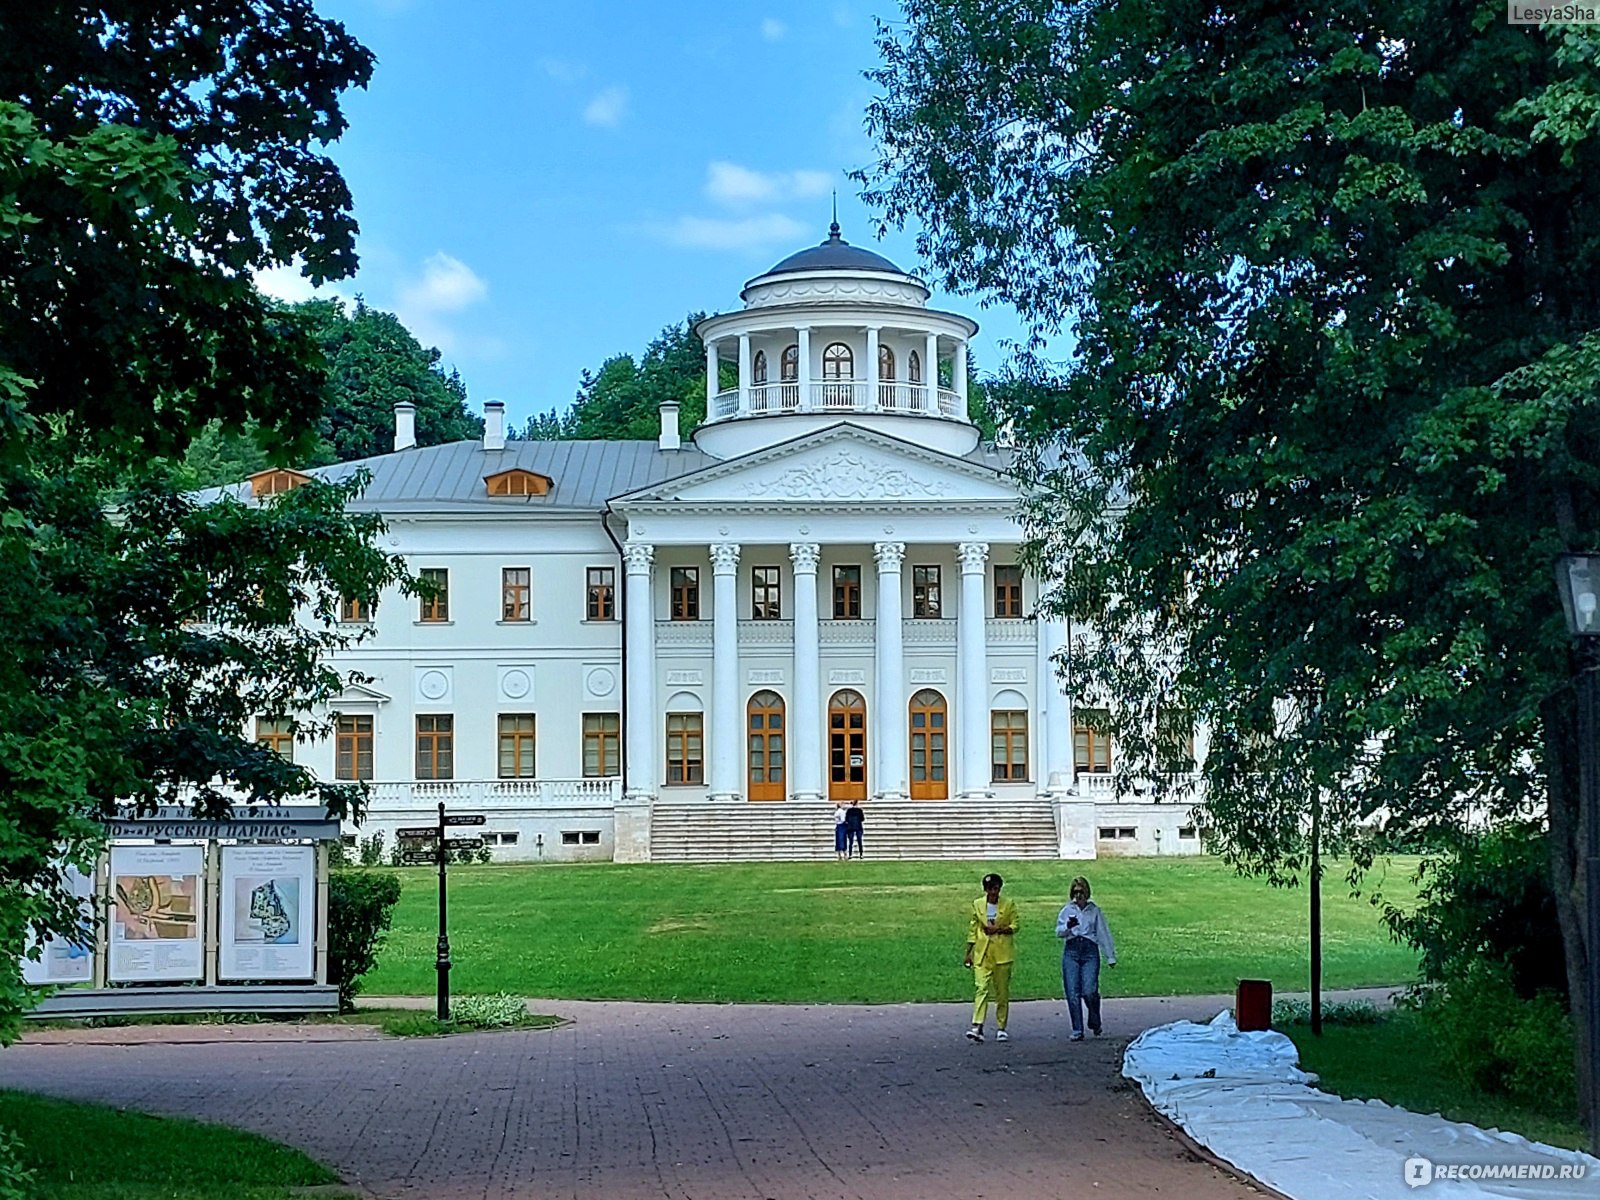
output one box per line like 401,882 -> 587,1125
963,872 -> 1018,1042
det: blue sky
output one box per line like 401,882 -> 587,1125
256,0 -> 1039,429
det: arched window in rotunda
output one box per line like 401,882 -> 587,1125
822,342 -> 854,409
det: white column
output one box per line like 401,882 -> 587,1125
954,340 -> 969,413
790,543 -> 823,802
1041,615 -> 1072,795
737,334 -> 752,416
865,325 -> 880,410
957,541 -> 991,797
924,332 -> 939,413
623,542 -> 657,801
797,326 -> 812,411
709,542 -> 741,801
705,338 -> 718,411
874,541 -> 907,800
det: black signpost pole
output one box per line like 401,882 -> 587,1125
436,801 -> 451,1021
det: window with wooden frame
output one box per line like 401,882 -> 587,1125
822,342 -> 853,378
497,714 -> 536,778
582,713 -> 620,777
334,714 -> 373,781
780,344 -> 799,381
991,710 -> 1029,781
993,564 -> 1023,617
751,566 -> 781,620
832,565 -> 861,620
908,349 -> 922,384
484,469 -> 553,497
912,565 -> 942,618
255,717 -> 294,761
586,567 -> 615,621
878,344 -> 895,380
501,567 -> 531,622
248,468 -> 312,498
752,349 -> 768,383
415,714 -> 454,780
1074,707 -> 1112,774
340,596 -> 371,623
665,712 -> 704,784
418,568 -> 449,623
1157,707 -> 1196,773
670,566 -> 700,621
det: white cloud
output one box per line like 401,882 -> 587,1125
760,17 -> 787,40
251,261 -> 353,306
395,252 -> 489,355
651,213 -> 808,252
583,86 -> 629,129
705,161 -> 831,209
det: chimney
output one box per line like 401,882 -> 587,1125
483,399 -> 506,451
658,400 -> 681,452
393,401 -> 416,452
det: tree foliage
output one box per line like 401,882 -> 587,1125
863,0 -> 1600,1122
0,2 -> 398,1043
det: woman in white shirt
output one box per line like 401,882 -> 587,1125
833,804 -> 848,860
1055,875 -> 1117,1040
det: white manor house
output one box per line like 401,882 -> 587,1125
248,226 -> 1203,863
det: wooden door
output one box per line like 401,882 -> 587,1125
908,689 -> 948,799
747,691 -> 786,801
828,689 -> 868,801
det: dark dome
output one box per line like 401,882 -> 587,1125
762,222 -> 907,277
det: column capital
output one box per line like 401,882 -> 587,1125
710,542 -> 741,575
873,540 -> 906,571
957,541 -> 990,574
622,541 -> 655,574
789,542 -> 821,574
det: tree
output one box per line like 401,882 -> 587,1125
0,1 -> 403,1048
863,0 -> 1600,1132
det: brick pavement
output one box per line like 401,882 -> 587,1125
0,994 -> 1364,1199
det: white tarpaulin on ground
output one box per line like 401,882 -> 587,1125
1123,1010 -> 1600,1200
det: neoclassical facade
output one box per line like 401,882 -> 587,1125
259,227 -> 1202,861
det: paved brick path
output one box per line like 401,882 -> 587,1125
0,994 -> 1344,1199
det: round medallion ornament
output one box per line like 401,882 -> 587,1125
501,669 -> 532,699
586,667 -> 617,698
418,670 -> 449,700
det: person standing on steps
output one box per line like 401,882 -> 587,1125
963,872 -> 1018,1042
833,802 -> 849,861
844,799 -> 864,859
1056,875 -> 1117,1041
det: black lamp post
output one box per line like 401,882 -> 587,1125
1555,552 -> 1600,1154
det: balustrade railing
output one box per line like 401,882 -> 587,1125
711,381 -> 964,420
368,778 -> 621,810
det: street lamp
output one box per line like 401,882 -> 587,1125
1555,551 -> 1600,1154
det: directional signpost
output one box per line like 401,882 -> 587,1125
403,804 -> 487,1021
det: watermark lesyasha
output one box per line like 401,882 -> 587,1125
1508,2 -> 1600,22
1404,1155 -> 1589,1188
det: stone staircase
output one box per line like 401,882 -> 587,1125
648,797 -> 1059,862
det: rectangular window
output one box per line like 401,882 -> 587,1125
581,830 -> 600,845
1074,708 -> 1112,774
501,568 -> 531,622
498,713 -> 536,778
255,717 -> 294,761
561,831 -> 580,845
751,566 -> 782,620
1179,825 -> 1198,840
334,714 -> 373,781
586,567 -> 615,621
912,565 -> 942,618
582,713 -> 621,777
666,712 -> 704,784
486,832 -> 520,846
670,567 -> 700,620
415,714 -> 454,780
994,565 -> 1023,617
991,710 -> 1028,781
1157,708 -> 1196,773
832,565 -> 861,620
419,568 -> 449,623
1098,826 -> 1138,841
340,596 -> 371,623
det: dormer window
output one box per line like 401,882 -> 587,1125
249,468 -> 312,498
485,468 -> 553,497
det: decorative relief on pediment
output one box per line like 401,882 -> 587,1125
743,451 -> 952,501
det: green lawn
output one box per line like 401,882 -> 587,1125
1286,1012 -> 1585,1151
358,856 -> 1420,1002
1,1090 -> 350,1199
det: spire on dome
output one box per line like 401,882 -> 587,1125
830,192 -> 840,240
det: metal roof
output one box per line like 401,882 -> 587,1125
759,224 -> 907,278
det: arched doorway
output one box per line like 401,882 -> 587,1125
828,689 -> 867,802
747,691 -> 785,802
908,689 -> 948,799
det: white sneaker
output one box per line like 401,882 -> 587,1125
965,1025 -> 984,1043
995,1028 -> 1009,1042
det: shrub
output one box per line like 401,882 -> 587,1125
327,870 -> 402,1012
358,831 -> 387,868
451,993 -> 529,1029
1271,997 -> 1382,1027
388,840 -> 405,868
475,845 -> 493,865
0,1127 -> 35,1200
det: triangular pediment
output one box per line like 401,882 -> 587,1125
331,682 -> 392,705
614,425 -> 1017,506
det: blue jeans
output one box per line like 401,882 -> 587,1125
1061,938 -> 1102,1036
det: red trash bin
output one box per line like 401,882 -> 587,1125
1235,979 -> 1272,1031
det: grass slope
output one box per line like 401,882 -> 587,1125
1,1090 -> 348,1199
358,856 -> 1420,1002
